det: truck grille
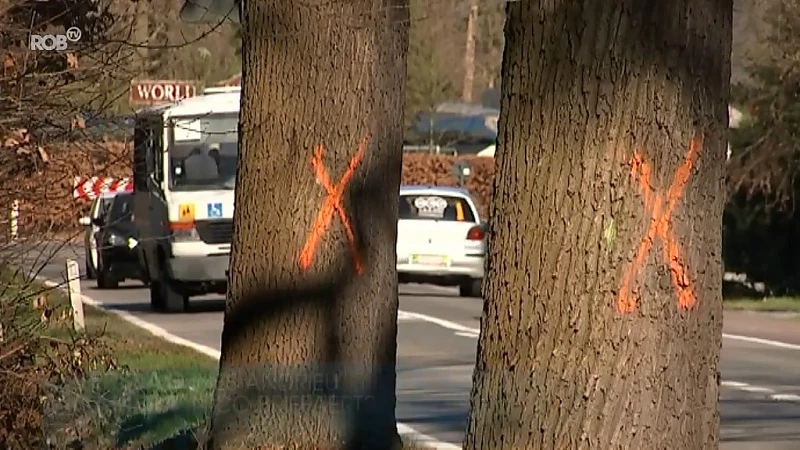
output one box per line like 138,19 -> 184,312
195,220 -> 233,245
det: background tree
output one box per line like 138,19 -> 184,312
207,0 -> 409,448
724,0 -> 800,294
464,0 -> 731,448
404,0 -> 462,126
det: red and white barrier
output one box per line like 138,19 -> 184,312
72,176 -> 133,200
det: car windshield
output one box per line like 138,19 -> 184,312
108,194 -> 134,224
97,198 -> 114,218
399,194 -> 476,222
168,113 -> 238,191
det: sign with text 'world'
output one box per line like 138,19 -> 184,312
129,79 -> 199,106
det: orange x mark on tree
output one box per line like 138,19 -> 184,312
617,134 -> 703,314
298,134 -> 370,275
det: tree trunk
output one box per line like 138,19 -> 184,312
461,0 -> 478,102
208,1 -> 409,449
464,1 -> 730,449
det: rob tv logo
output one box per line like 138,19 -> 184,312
29,27 -> 81,51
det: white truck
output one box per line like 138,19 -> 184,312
131,86 -> 240,312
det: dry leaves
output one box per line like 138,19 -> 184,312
65,52 -> 79,69
401,154 -> 495,217
36,146 -> 49,163
2,53 -> 15,75
71,115 -> 86,130
32,295 -> 48,310
2,128 -> 31,148
3,128 -> 50,163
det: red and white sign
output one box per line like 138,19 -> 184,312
73,176 -> 132,200
129,79 -> 198,106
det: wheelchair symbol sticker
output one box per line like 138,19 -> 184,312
207,202 -> 223,218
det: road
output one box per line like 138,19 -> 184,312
8,241 -> 800,449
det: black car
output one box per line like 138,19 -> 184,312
92,192 -> 147,289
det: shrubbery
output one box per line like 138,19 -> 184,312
0,247 -> 117,448
723,0 -> 800,294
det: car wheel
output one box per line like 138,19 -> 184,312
459,279 -> 482,298
97,267 -> 118,289
85,255 -> 96,280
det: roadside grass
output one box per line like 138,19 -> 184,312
0,267 -> 217,449
723,297 -> 800,312
45,303 -> 219,449
2,270 -> 437,449
722,279 -> 800,312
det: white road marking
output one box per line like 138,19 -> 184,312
398,310 -> 800,406
396,309 -> 800,355
454,331 -> 479,338
721,333 -> 800,351
720,381 -> 748,388
720,381 -> 800,402
771,394 -> 800,402
397,424 -> 461,450
739,385 -> 775,394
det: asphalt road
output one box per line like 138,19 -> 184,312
7,241 -> 800,449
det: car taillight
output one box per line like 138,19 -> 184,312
466,225 -> 485,241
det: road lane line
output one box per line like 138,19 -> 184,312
37,278 -> 459,450
738,385 -> 775,394
720,381 -> 748,388
398,311 -> 480,335
398,310 -> 800,406
396,424 -> 461,450
720,333 -> 800,351
770,394 -> 800,402
454,331 -> 479,338
396,309 -> 800,354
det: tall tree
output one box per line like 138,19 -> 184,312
207,0 -> 409,448
464,0 -> 731,448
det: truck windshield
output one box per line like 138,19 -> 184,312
168,113 -> 238,191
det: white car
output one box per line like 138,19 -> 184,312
78,192 -> 117,279
397,185 -> 486,297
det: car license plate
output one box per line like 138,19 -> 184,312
411,254 -> 449,266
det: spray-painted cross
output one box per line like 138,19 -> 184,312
298,135 -> 370,275
617,135 -> 703,314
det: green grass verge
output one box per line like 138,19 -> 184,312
4,273 -> 437,449
47,304 -> 218,449
0,269 -> 218,449
723,297 -> 800,312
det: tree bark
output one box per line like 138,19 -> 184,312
464,1 -> 730,449
208,1 -> 409,449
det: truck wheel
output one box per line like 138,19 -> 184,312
459,279 -> 482,298
149,280 -> 164,311
153,273 -> 188,313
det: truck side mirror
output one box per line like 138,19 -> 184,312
78,217 -> 91,226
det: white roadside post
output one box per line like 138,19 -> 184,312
9,199 -> 19,240
65,259 -> 85,332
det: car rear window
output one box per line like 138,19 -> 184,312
399,194 -> 476,222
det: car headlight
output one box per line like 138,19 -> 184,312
107,233 -> 126,247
